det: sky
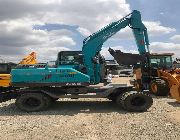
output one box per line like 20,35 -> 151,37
0,0 -> 179,63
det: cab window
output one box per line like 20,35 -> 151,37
58,51 -> 83,65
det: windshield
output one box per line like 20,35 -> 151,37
58,51 -> 83,65
165,56 -> 172,68
0,64 -> 8,73
150,55 -> 172,69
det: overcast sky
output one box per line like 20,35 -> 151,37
0,0 -> 179,62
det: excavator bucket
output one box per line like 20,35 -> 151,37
108,48 -> 146,65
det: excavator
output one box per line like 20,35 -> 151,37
0,10 -> 155,112
0,52 -> 37,89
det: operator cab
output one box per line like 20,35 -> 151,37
0,63 -> 17,74
57,51 -> 83,65
150,53 -> 173,70
57,51 -> 87,73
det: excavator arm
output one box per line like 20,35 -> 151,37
19,52 -> 37,65
82,10 -> 149,83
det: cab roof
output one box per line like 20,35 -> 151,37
151,53 -> 174,56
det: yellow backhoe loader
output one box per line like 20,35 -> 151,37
109,49 -> 180,103
136,53 -> 180,103
0,52 -> 37,88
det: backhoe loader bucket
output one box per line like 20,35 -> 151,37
108,48 -> 146,65
159,69 -> 180,103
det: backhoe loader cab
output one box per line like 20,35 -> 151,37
150,53 -> 173,70
0,63 -> 17,87
0,63 -> 17,74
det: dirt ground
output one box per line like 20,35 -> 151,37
0,77 -> 180,140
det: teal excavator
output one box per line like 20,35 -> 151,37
0,10 -> 153,112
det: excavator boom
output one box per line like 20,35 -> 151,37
82,10 -> 149,83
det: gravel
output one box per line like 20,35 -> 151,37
0,78 -> 180,140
